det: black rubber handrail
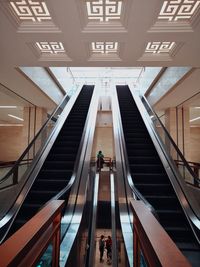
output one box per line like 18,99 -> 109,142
0,95 -> 70,186
141,95 -> 200,185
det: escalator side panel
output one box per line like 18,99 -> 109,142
116,85 -> 200,262
8,85 -> 94,236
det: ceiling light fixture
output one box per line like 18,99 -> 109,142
8,114 -> 24,121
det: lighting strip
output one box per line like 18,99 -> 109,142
0,124 -> 23,127
8,114 -> 24,121
0,106 -> 17,108
190,116 -> 200,122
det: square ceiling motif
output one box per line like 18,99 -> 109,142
145,42 -> 176,54
10,0 -> 51,22
138,41 -> 181,62
88,42 -> 121,61
0,0 -> 60,32
91,42 -> 119,54
86,0 -> 122,22
76,0 -> 132,32
29,42 -> 72,61
158,0 -> 200,22
150,0 -> 200,32
35,42 -> 66,54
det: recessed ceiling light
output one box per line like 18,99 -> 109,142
0,106 -> 17,108
86,0 -> 122,22
8,114 -> 24,121
190,116 -> 200,122
145,42 -> 175,54
10,0 -> 51,22
35,42 -> 65,54
91,42 -> 118,54
158,0 -> 200,22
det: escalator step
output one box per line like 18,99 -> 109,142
38,169 -> 72,179
43,161 -> 75,169
128,156 -> 161,164
47,154 -> 76,161
130,164 -> 165,173
135,183 -> 173,195
131,173 -> 169,183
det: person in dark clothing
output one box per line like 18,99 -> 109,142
106,236 -> 112,263
99,235 -> 105,262
97,150 -> 104,171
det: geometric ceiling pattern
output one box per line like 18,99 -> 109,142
29,41 -> 71,61
138,41 -> 182,62
86,0 -> 122,22
0,0 -> 200,66
35,42 -> 66,54
145,42 -> 176,54
88,42 -> 121,61
10,0 -> 51,22
158,0 -> 200,22
1,0 -> 60,32
77,0 -> 131,32
150,0 -> 200,32
91,42 -> 119,53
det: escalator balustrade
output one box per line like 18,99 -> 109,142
9,85 -> 94,236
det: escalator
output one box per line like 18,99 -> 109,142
116,85 -> 200,266
8,85 -> 94,236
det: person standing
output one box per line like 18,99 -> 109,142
106,236 -> 112,264
99,235 -> 105,262
97,150 -> 104,171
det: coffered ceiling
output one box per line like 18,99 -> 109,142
0,0 -> 200,68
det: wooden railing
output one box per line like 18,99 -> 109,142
130,200 -> 191,267
0,200 -> 65,267
91,156 -> 113,170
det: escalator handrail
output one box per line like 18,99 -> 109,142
59,86 -> 99,267
0,94 -> 70,186
141,95 -> 200,184
130,88 -> 200,236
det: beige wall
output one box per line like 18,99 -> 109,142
92,111 -> 114,159
92,127 -> 114,159
0,126 -> 25,161
189,127 -> 200,162
0,107 -> 47,162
